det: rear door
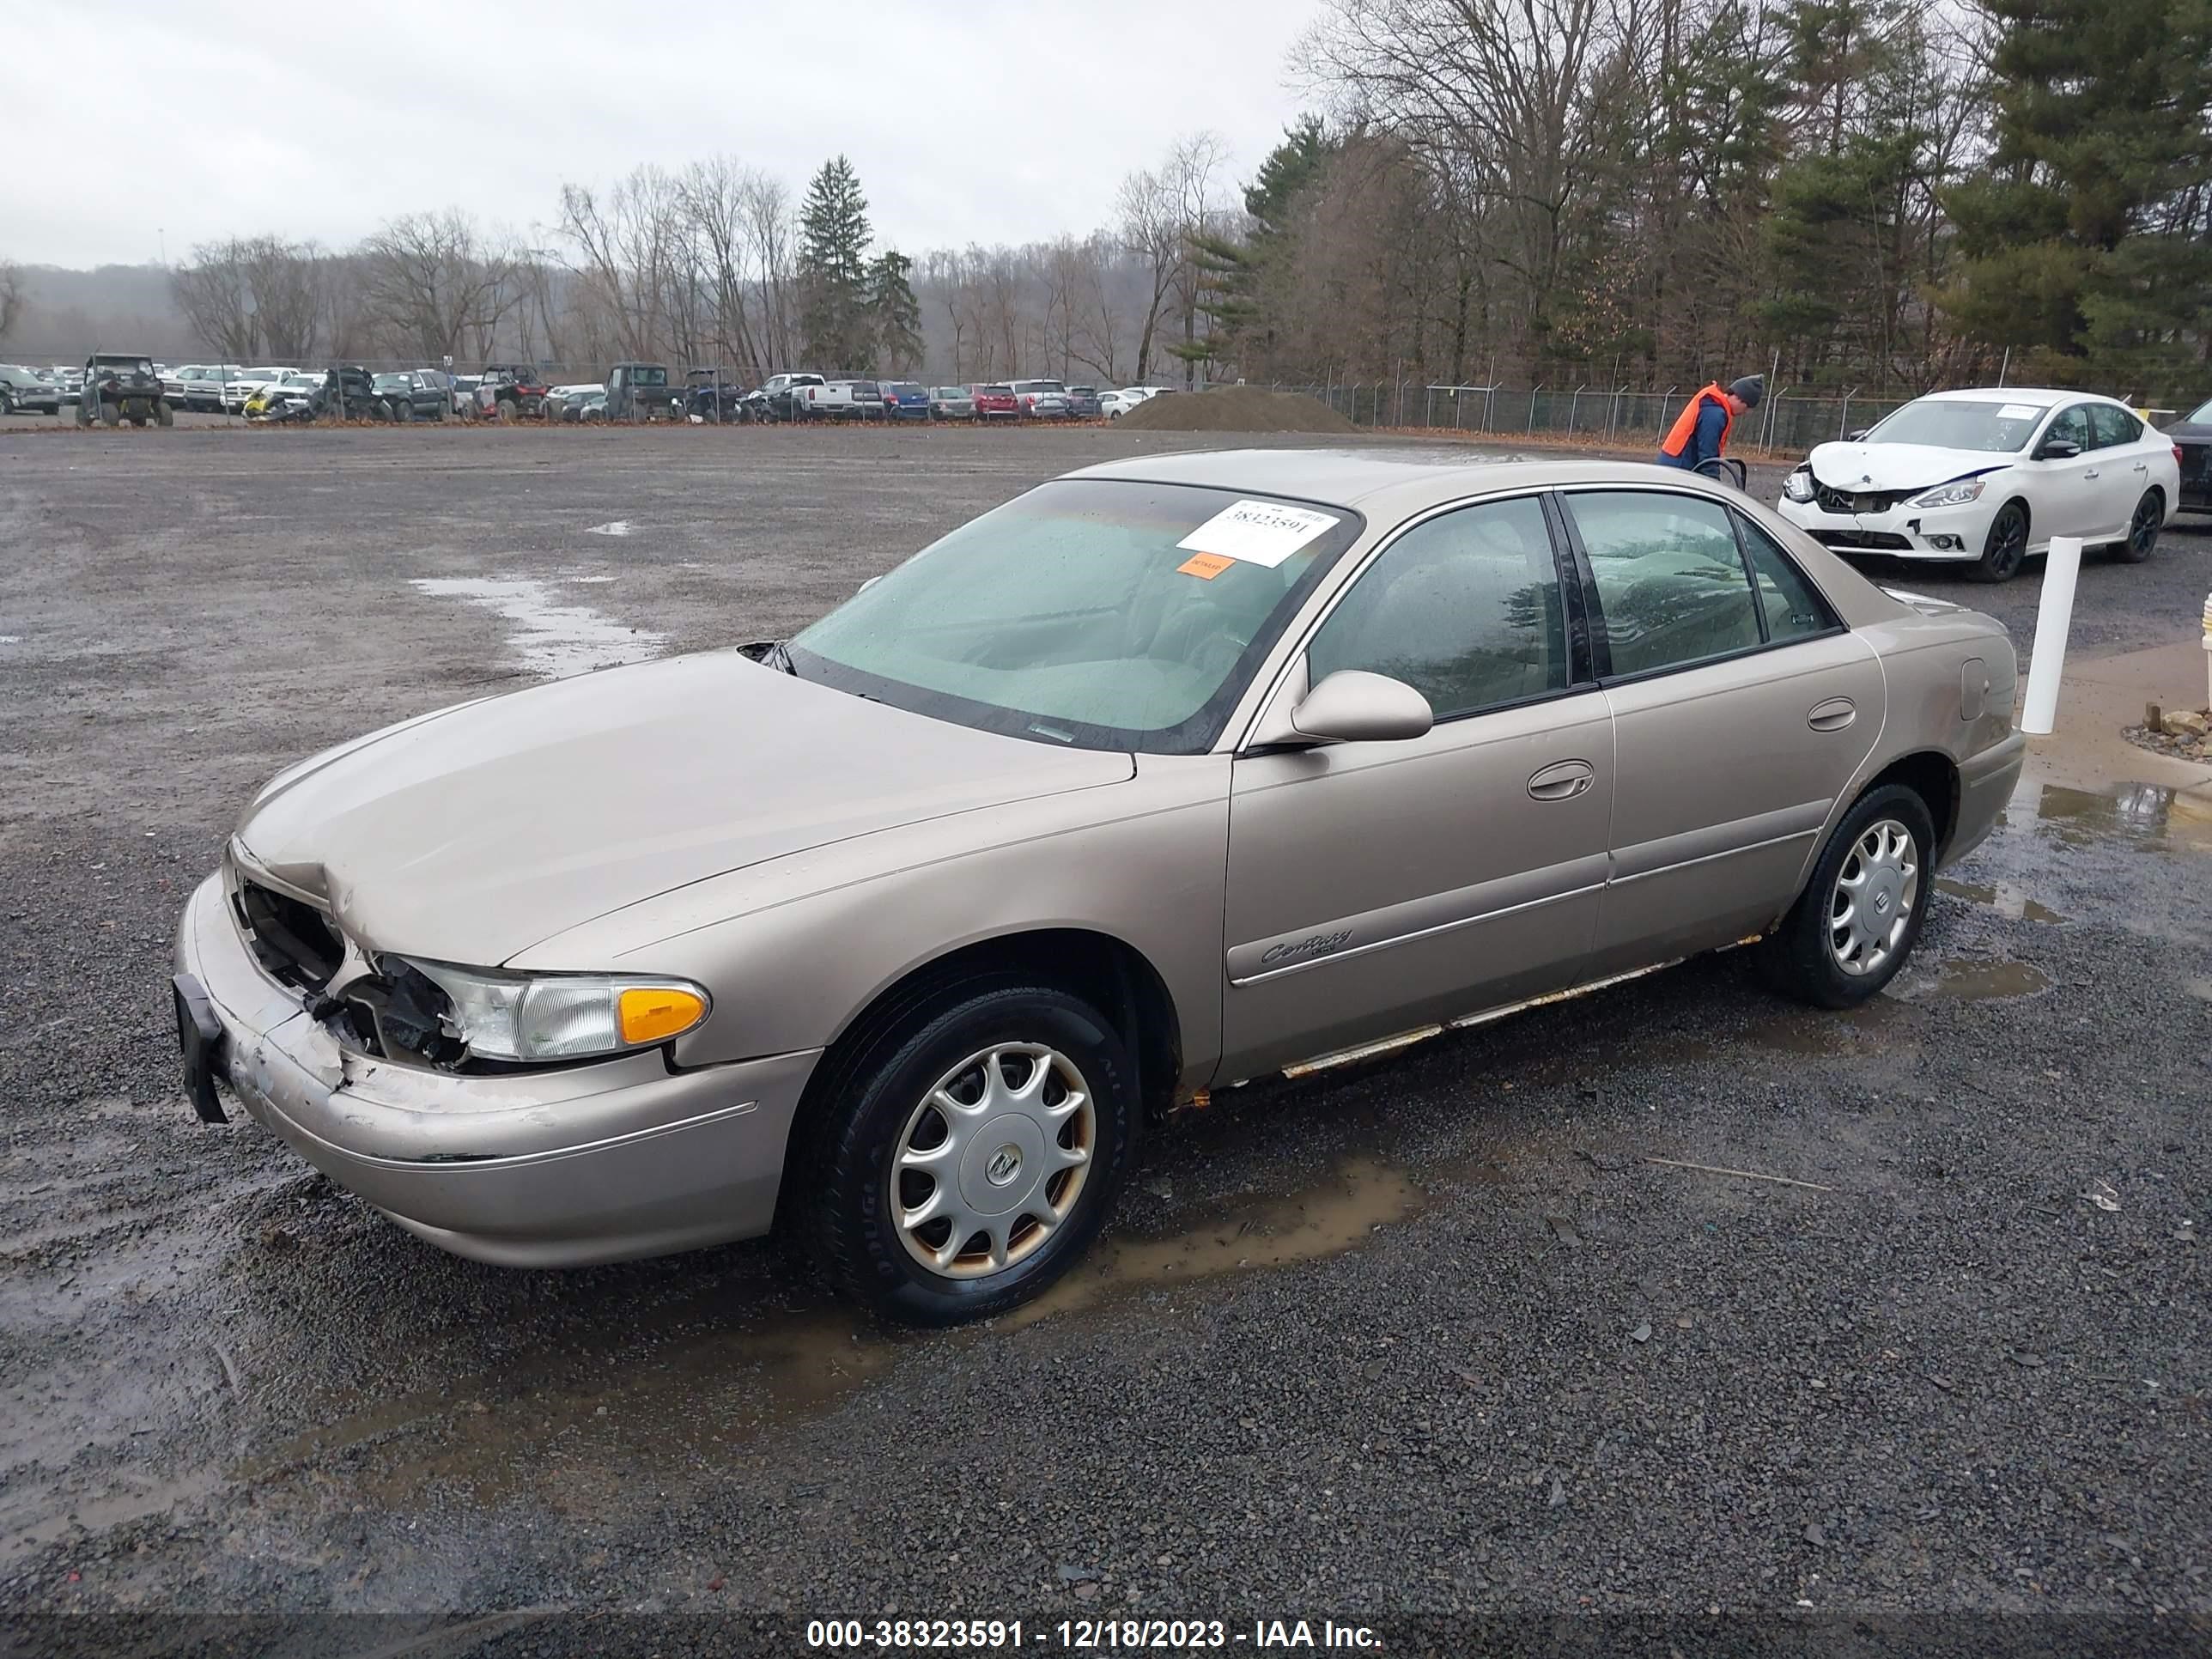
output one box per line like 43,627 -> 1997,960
1218,493 -> 1613,1079
2088,403 -> 2157,535
1558,487 -> 1885,970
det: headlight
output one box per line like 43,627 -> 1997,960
1911,477 -> 1987,508
1782,471 -> 1815,503
400,958 -> 709,1062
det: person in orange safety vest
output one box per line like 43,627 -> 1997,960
1656,375 -> 1763,471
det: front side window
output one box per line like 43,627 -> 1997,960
2089,403 -> 2142,448
1308,496 -> 1568,720
2043,404 -> 2094,453
1735,515 -> 1837,644
790,479 -> 1364,754
1568,491 -> 1764,678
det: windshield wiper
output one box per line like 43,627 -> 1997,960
761,640 -> 798,676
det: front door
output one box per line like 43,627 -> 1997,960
2028,403 -> 2104,544
1219,494 -> 1613,1081
1557,488 -> 1886,969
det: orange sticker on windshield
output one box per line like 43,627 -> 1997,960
1177,552 -> 1235,580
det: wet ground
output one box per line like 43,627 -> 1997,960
2,424 -> 2209,1651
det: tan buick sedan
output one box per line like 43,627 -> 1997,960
173,451 -> 2024,1322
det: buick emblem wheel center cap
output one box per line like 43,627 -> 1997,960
986,1145 -> 1023,1186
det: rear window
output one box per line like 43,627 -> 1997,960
979,384 -> 1011,395
630,367 -> 669,386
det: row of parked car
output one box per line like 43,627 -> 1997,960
2,358 -> 1184,428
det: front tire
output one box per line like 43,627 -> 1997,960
802,979 -> 1139,1326
1966,500 -> 2029,583
2112,489 -> 2161,563
1759,783 -> 1936,1007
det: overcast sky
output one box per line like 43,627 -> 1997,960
9,0 -> 1328,270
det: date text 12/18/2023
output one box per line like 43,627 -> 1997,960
805,1618 -> 1383,1650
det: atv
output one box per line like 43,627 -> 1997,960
683,368 -> 750,422
75,353 -> 173,428
307,366 -> 402,422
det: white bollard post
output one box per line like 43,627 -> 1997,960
2018,535 -> 2084,735
2202,591 -> 2212,714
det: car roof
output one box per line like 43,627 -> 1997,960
1064,445 -> 1749,515
1911,386 -> 2117,409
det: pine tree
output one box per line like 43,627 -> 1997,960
867,250 -> 922,373
1165,233 -> 1262,378
1942,0 -> 2212,390
799,155 -> 874,368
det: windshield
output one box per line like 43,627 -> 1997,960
629,367 -> 668,386
2188,398 -> 2212,425
788,478 -> 1363,754
373,374 -> 410,391
1863,398 -> 2045,453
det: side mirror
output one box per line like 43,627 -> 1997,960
2039,438 -> 2081,459
1288,671 -> 1433,744
1846,428 -> 1869,443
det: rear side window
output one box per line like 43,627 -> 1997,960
1310,495 -> 1569,720
1734,514 -> 1838,643
1566,491 -> 1764,678
2089,403 -> 2142,448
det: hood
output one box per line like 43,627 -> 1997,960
1803,441 -> 2013,492
234,652 -> 1133,966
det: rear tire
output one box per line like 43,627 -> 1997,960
800,978 -> 1139,1326
1966,500 -> 2029,583
155,400 -> 173,427
1758,783 -> 1936,1008
2111,489 -> 2161,563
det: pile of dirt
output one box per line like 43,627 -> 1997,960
1116,385 -> 1357,434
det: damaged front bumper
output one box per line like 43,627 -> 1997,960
1776,491 -> 1993,561
171,873 -> 818,1267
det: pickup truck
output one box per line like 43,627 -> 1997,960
793,377 -> 885,421
748,372 -> 826,422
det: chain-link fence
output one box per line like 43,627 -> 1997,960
1269,380 -> 1917,455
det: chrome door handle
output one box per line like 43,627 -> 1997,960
2083,469 -> 2100,479
1808,697 -> 1856,732
1527,759 -> 1594,801
2134,461 -> 2148,472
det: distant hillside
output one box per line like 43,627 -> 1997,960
7,264 -> 197,362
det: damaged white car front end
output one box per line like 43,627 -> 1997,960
1776,442 -> 2010,563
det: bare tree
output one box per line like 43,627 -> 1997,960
356,210 -> 520,361
172,241 -> 261,360
560,168 -> 687,363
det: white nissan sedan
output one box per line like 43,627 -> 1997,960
1777,388 -> 2180,581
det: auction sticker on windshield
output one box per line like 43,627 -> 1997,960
1176,499 -> 1340,568
1997,404 -> 2041,422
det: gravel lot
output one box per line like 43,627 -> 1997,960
2,422 -> 2209,1654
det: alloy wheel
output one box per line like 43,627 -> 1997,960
2129,495 -> 2160,556
1984,507 -> 2026,579
890,1043 -> 1095,1279
1827,818 -> 1919,976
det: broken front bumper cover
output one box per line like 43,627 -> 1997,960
1776,492 -> 1991,560
172,874 -> 818,1267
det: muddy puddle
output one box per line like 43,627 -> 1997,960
1003,1155 -> 1425,1330
1894,957 -> 2054,1002
2009,780 -> 2212,854
1936,877 -> 2066,924
407,576 -> 666,678
228,1157 -> 1431,1508
236,1294 -> 896,1512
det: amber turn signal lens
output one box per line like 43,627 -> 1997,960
617,986 -> 708,1045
